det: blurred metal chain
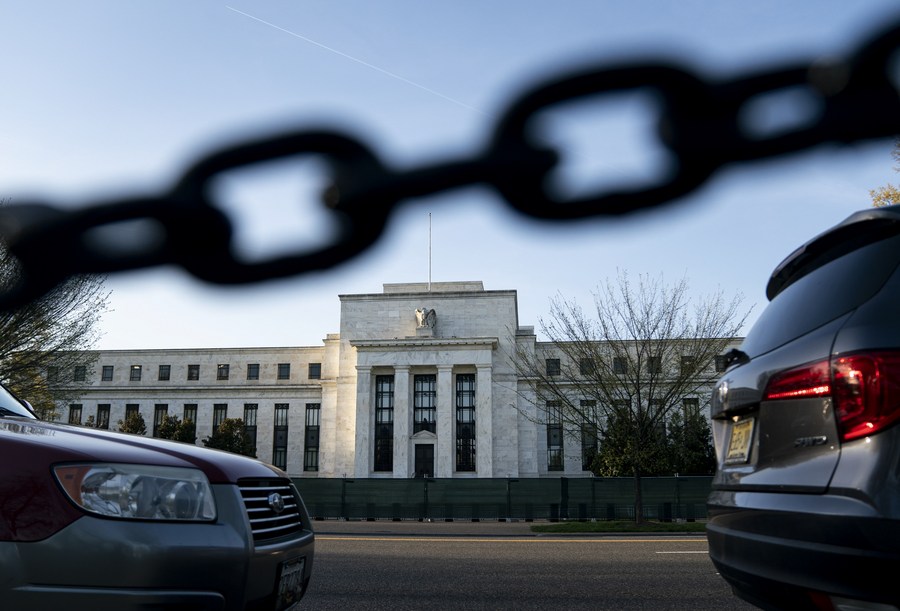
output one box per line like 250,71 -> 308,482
1,17 -> 900,309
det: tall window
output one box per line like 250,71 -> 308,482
101,365 -> 114,381
547,401 -> 563,471
130,365 -> 142,381
273,404 -> 289,470
647,356 -> 662,374
277,363 -> 291,380
73,365 -> 86,382
125,404 -> 139,421
68,404 -> 82,425
612,357 -> 627,375
308,363 -> 321,380
680,355 -> 696,374
47,366 -> 59,383
247,363 -> 260,380
456,374 -> 476,472
304,403 -> 321,472
183,404 -> 198,440
153,404 -> 168,437
580,400 -> 598,471
217,364 -> 230,380
682,397 -> 700,419
374,375 -> 394,472
213,404 -> 227,434
244,404 -> 258,456
187,364 -> 200,380
158,364 -> 170,381
546,358 -> 561,376
413,374 -> 436,434
96,404 -> 110,430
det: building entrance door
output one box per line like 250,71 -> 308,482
414,444 -> 434,478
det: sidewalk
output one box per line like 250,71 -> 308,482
311,518 -> 538,537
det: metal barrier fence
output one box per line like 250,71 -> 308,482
292,476 -> 712,522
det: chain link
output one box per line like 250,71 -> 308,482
1,17 -> 899,309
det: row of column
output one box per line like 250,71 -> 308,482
353,364 -> 493,477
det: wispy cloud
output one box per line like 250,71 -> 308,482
225,6 -> 485,115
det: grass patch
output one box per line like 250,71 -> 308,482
530,520 -> 707,534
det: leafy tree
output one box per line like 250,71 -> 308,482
666,408 -> 716,476
513,271 -> 748,523
203,418 -> 256,457
870,140 -> 900,207
118,411 -> 147,435
155,414 -> 197,444
0,206 -> 109,418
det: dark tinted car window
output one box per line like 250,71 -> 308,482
741,232 -> 900,358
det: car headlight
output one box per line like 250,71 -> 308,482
54,463 -> 216,521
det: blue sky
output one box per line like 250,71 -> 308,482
2,1 -> 899,349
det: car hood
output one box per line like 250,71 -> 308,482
0,417 -> 283,484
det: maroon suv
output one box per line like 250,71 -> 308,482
0,384 -> 314,611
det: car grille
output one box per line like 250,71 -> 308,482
238,478 -> 305,544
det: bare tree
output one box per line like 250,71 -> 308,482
0,214 -> 109,417
512,272 -> 748,523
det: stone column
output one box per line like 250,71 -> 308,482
436,365 -> 454,477
353,366 -> 372,477
476,364 -> 493,476
393,366 -> 411,478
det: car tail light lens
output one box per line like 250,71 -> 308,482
764,352 -> 900,442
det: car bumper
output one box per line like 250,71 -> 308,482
707,491 -> 900,610
0,483 -> 314,611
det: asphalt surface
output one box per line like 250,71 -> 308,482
311,518 -> 700,537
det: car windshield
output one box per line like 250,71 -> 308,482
0,386 -> 36,419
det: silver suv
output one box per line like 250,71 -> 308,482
707,205 -> 900,610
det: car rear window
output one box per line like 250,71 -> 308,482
741,232 -> 900,358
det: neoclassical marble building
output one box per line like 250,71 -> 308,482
56,281 -> 727,478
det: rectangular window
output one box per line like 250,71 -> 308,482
101,365 -> 114,381
247,363 -> 260,380
183,404 -> 198,441
546,358 -> 561,377
273,403 -> 289,470
580,400 -> 597,471
682,397 -> 700,419
547,401 -> 563,471
413,374 -> 436,434
680,355 -> 696,374
125,404 -> 139,421
73,365 -> 86,382
47,366 -> 59,383
612,357 -> 627,375
374,375 -> 394,472
456,374 -> 476,472
304,403 -> 321,472
130,365 -> 142,381
213,404 -> 227,434
647,356 -> 662,374
153,404 -> 168,437
68,404 -> 82,425
96,404 -> 110,430
217,364 -> 230,380
187,364 -> 200,380
649,399 -> 666,437
579,358 -> 595,376
308,362 -> 321,380
158,364 -> 171,381
244,404 -> 258,456
714,355 -> 728,373
277,363 -> 291,380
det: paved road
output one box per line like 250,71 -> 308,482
300,521 -> 755,610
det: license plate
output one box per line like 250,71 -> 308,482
275,557 -> 305,611
725,417 -> 755,464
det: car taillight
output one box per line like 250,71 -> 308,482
764,352 -> 900,442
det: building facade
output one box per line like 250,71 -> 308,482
54,281 -> 733,478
